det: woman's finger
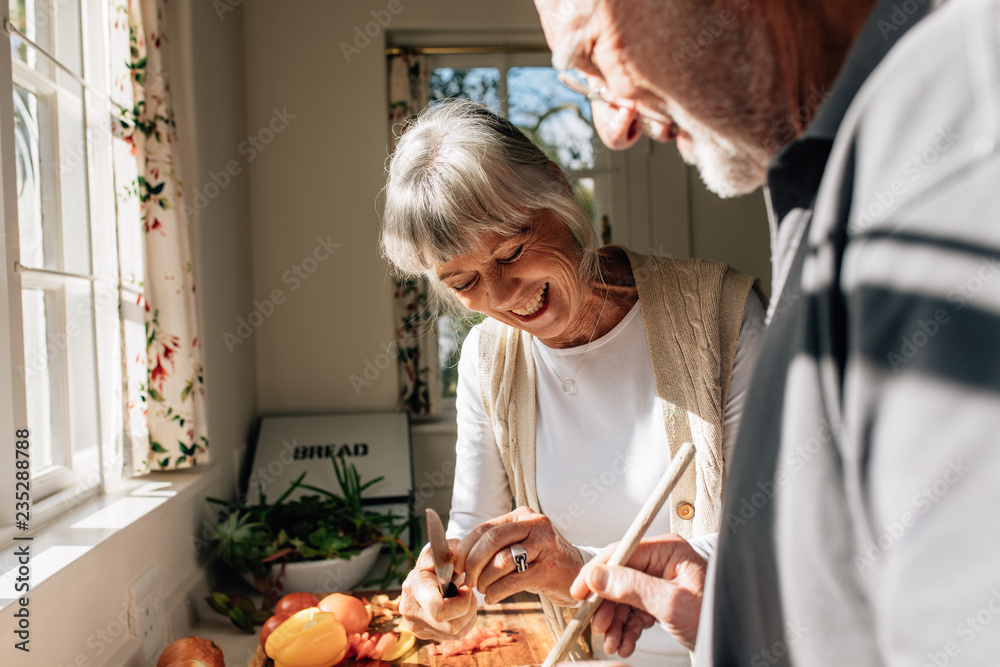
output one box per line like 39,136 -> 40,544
474,539 -> 530,593
461,521 -> 533,589
454,507 -> 537,573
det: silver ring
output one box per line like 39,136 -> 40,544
510,543 -> 528,573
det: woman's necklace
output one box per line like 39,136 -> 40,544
535,287 -> 610,395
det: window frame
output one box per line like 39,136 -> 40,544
1,0 -> 139,544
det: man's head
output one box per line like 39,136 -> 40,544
536,0 -> 872,197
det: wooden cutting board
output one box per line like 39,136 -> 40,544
248,592 -> 589,667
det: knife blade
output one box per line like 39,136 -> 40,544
425,508 -> 459,598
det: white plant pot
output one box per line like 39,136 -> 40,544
245,543 -> 382,594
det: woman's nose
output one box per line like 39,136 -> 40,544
487,276 -> 523,310
592,101 -> 643,150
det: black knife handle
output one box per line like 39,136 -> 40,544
443,581 -> 459,599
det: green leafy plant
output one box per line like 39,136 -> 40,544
205,455 -> 419,631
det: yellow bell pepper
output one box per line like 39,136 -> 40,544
264,607 -> 347,667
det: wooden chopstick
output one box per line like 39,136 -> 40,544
541,441 -> 696,667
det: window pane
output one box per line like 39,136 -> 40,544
21,288 -> 56,471
58,80 -> 93,275
64,282 -> 99,455
438,312 -> 484,399
8,0 -> 51,70
508,67 -> 595,172
14,85 -> 45,267
430,68 -> 501,113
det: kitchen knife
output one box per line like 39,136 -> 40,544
425,508 -> 459,598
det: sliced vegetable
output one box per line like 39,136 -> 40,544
380,630 -> 417,662
264,607 -> 347,667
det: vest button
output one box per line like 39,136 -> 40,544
677,502 -> 695,520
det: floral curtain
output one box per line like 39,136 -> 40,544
118,0 -> 209,470
388,53 -> 439,415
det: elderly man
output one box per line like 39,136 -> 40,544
536,0 -> 1000,665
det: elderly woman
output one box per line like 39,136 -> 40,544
381,99 -> 765,667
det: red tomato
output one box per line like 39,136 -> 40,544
274,592 -> 320,616
318,593 -> 372,635
260,612 -> 291,650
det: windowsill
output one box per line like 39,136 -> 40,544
0,463 -> 222,610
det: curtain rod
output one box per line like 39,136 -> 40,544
386,45 -> 550,56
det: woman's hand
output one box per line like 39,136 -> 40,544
570,534 -> 707,655
455,506 -> 584,606
399,539 -> 478,641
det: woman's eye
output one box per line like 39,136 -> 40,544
499,244 -> 524,263
452,277 -> 477,293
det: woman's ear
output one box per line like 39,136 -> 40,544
546,160 -> 573,194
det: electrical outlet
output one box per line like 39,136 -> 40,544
128,563 -> 164,662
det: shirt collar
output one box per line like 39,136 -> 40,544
767,0 -> 941,220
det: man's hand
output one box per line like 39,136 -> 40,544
571,534 -> 707,655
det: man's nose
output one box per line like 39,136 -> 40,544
592,101 -> 643,150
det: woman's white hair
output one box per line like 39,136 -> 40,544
381,99 -> 599,313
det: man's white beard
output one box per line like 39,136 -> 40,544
671,105 -> 769,198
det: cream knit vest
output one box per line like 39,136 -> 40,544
475,249 -> 759,631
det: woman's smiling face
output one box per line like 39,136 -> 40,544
434,211 -> 601,348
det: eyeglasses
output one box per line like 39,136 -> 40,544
557,69 -> 613,104
550,14 -> 671,129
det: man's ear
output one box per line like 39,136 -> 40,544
546,160 -> 573,193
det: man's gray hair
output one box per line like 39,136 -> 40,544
381,99 -> 599,312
